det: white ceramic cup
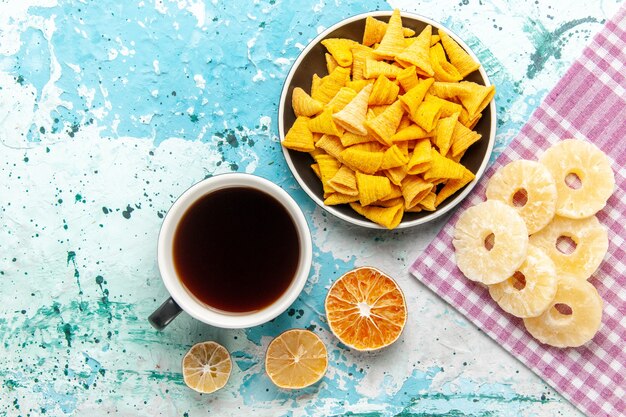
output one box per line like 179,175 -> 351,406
148,173 -> 312,330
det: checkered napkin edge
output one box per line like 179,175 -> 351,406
410,5 -> 626,417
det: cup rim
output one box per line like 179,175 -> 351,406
278,10 -> 497,229
157,173 -> 312,329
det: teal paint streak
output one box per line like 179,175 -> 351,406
115,369 -> 185,386
231,350 -> 258,372
525,17 -> 599,79
66,250 -> 82,296
4,300 -> 138,352
61,322 -> 74,347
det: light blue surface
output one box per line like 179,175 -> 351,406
0,0 -> 621,416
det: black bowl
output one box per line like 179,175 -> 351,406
279,11 -> 496,229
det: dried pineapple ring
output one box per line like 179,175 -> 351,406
523,276 -> 603,348
529,215 -> 608,281
488,245 -> 557,318
486,160 -> 557,234
539,139 -> 615,219
453,200 -> 528,285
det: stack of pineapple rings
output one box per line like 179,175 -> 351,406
453,139 -> 615,348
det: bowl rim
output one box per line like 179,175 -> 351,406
279,10 -> 496,229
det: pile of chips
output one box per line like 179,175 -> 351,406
282,9 -> 495,229
453,139 -> 615,348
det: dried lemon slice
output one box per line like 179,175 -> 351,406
488,245 -> 557,318
539,139 -> 615,219
523,276 -> 603,348
453,200 -> 528,285
265,329 -> 328,389
529,215 -> 608,281
182,341 -> 232,394
486,160 -> 557,234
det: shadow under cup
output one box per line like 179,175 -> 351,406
149,173 -> 312,330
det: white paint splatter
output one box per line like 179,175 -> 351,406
312,0 -> 325,13
193,74 -> 206,89
154,0 -> 167,14
77,85 -> 96,109
273,57 -> 291,66
138,114 -> 154,124
66,63 -> 81,73
0,0 -> 57,56
107,48 -> 118,60
252,69 -> 265,82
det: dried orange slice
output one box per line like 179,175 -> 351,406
182,341 -> 232,394
325,266 -> 407,351
265,329 -> 328,389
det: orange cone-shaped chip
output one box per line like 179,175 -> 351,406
418,191 -> 437,211
407,138 -> 432,175
346,79 -> 374,92
292,87 -> 324,117
350,201 -> 404,229
430,81 -> 495,120
396,66 -> 419,92
384,164 -> 408,186
380,144 -> 410,169
351,46 -> 376,81
439,30 -> 480,77
282,116 -> 315,152
372,9 -> 406,59
311,163 -> 321,180
391,123 -> 433,142
450,121 -> 482,157
356,172 -> 392,206
364,100 -> 404,146
411,100 -> 442,132
433,112 -> 459,156
328,165 -> 359,196
312,66 -> 350,104
423,148 -> 465,180
363,15 -> 415,47
395,25 -> 434,76
401,175 -> 433,209
322,38 -> 360,67
309,108 -> 344,136
314,154 -> 342,195
332,84 -> 373,136
327,87 -> 357,113
423,94 -> 464,118
315,134 -> 345,161
364,58 -> 402,79
340,131 -> 372,147
340,147 -> 384,174
369,75 -> 400,105
429,43 -> 462,82
324,192 -> 359,205
435,166 -> 475,207
325,53 -> 338,73
399,78 -> 434,117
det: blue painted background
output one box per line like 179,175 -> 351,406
0,0 -> 620,415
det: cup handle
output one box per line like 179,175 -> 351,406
149,297 -> 183,330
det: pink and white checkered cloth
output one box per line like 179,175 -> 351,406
409,6 -> 626,417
